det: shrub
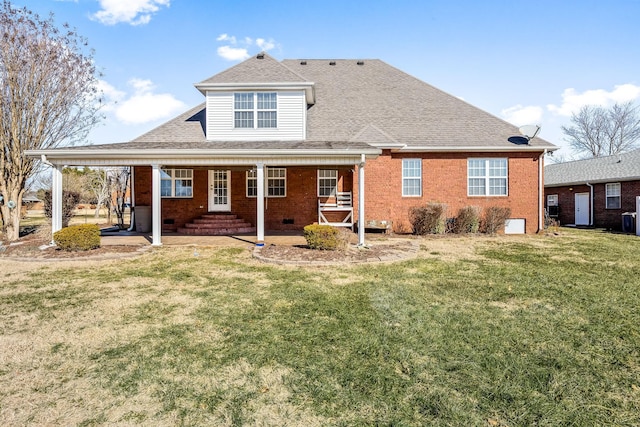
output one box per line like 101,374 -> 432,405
454,206 -> 480,234
43,190 -> 81,228
481,206 -> 511,235
53,224 -> 101,251
409,203 -> 448,235
303,224 -> 346,250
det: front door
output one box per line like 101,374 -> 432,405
208,170 -> 231,211
575,192 -> 589,225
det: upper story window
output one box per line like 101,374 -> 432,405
605,183 -> 621,209
402,159 -> 422,197
468,158 -> 508,196
318,169 -> 338,197
161,168 -> 193,198
234,92 -> 277,129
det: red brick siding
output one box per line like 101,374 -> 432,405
545,180 -> 640,230
357,151 -> 542,234
134,152 -> 543,234
133,166 -> 353,231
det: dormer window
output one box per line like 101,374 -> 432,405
234,92 -> 277,129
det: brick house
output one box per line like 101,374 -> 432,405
28,53 -> 556,245
545,149 -> 640,231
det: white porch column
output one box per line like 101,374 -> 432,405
358,154 -> 366,246
636,196 -> 640,237
151,164 -> 162,246
51,164 -> 63,243
256,162 -> 265,245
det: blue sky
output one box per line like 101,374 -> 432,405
15,0 -> 640,158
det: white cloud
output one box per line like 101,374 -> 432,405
501,104 -> 544,126
98,78 -> 185,125
256,38 -> 275,51
217,46 -> 250,61
215,33 -> 279,61
91,0 -> 170,26
547,84 -> 640,117
216,33 -> 236,43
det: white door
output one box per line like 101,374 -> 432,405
575,192 -> 589,225
208,170 -> 231,211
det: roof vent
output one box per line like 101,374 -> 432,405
256,53 -> 265,59
357,60 -> 364,65
300,60 -> 307,65
329,61 -> 336,66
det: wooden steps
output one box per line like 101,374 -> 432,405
177,213 -> 256,236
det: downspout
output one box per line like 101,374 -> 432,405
357,154 -> 366,246
586,182 -> 594,226
538,149 -> 547,232
127,166 -> 136,232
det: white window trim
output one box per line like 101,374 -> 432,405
467,158 -> 508,197
402,159 -> 422,197
318,169 -> 338,197
246,170 -> 257,198
234,92 -> 277,129
547,194 -> 558,206
246,167 -> 287,198
161,168 -> 193,198
605,182 -> 621,209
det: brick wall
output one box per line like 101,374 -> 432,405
133,166 -> 353,231
545,180 -> 640,230
134,152 -> 543,234
356,151 -> 543,234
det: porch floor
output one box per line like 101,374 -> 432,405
100,229 -> 307,247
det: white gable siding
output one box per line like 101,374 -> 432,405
206,91 -> 306,141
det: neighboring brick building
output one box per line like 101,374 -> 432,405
28,53 -> 556,245
545,149 -> 640,231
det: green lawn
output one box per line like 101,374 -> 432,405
1,229 -> 639,426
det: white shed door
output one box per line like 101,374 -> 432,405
575,193 -> 589,225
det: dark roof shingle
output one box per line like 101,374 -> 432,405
545,149 -> 640,186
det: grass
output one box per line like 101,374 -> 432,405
1,229 -> 639,425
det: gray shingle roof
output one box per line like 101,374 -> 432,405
198,53 -> 308,84
62,53 -> 557,153
545,148 -> 640,186
281,58 -> 555,149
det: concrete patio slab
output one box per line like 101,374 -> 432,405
100,230 -> 307,248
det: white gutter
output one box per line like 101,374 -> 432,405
586,182 -> 594,226
396,145 -> 557,153
40,154 -> 54,167
25,147 -> 381,160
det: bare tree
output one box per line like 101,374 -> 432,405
109,167 -> 130,229
84,169 -> 111,218
562,102 -> 640,158
0,2 -> 101,241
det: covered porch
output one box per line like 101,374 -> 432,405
27,145 -> 380,247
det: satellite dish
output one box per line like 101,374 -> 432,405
518,125 -> 541,140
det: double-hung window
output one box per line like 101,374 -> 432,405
234,92 -> 277,128
468,158 -> 508,196
161,168 -> 193,198
605,183 -> 621,209
246,168 -> 287,197
318,169 -> 338,197
402,159 -> 422,196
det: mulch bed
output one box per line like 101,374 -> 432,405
0,235 -> 143,260
255,240 -> 418,264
